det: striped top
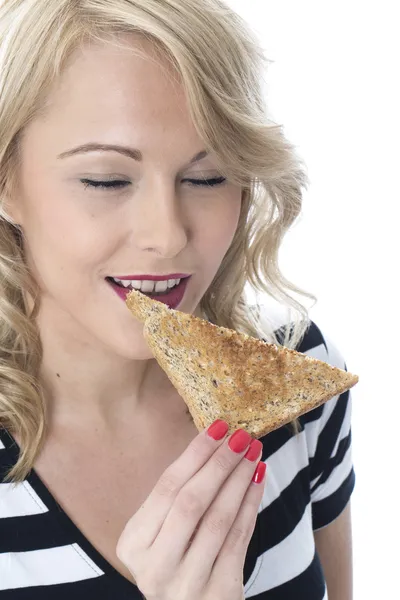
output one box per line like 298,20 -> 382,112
0,321 -> 355,599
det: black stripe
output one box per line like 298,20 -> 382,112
312,468 -> 355,530
258,424 -> 300,460
0,574 -> 143,599
0,427 -> 20,484
311,431 -> 352,494
296,321 -> 328,354
257,468 -> 310,553
0,426 -> 15,450
310,390 -> 349,481
273,320 -> 328,354
300,404 -> 324,426
244,512 -> 263,586
245,550 -> 326,600
0,511 -> 82,553
0,428 -> 16,483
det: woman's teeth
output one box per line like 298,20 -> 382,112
110,277 -> 181,294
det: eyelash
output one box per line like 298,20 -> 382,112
80,177 -> 227,191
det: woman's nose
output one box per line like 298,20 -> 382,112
131,190 -> 189,258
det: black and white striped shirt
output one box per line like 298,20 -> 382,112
0,321 -> 355,598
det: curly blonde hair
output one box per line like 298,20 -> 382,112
0,0 -> 315,484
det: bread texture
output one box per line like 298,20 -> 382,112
126,290 -> 359,438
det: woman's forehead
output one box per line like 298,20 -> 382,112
18,40 -> 207,166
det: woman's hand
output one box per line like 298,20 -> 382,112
116,419 -> 266,600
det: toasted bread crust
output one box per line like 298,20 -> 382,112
126,290 -> 359,438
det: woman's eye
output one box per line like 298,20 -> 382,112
80,176 -> 227,191
80,179 -> 130,190
184,176 -> 227,187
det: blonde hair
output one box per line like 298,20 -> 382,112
0,0 -> 315,484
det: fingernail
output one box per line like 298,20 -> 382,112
244,439 -> 263,462
228,429 -> 252,453
252,461 -> 267,484
207,419 -> 229,441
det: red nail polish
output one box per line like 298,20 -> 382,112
228,429 -> 252,453
207,419 -> 229,441
244,439 -> 263,462
252,461 -> 267,484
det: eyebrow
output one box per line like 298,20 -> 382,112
57,143 -> 208,165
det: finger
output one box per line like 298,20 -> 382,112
117,420 -> 231,553
209,461 -> 267,587
149,429 -> 254,573
180,444 -> 264,584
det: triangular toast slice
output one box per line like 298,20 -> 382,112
126,290 -> 358,438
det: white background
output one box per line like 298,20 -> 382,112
227,1 -> 399,598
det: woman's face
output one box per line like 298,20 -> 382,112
11,35 -> 242,359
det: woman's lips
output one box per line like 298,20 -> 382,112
107,276 -> 190,309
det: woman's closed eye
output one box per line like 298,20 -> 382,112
80,176 -> 227,191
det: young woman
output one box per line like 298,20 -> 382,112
0,1 -> 354,598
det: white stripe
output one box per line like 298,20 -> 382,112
324,335 -> 346,370
309,392 -> 352,473
311,446 -> 353,502
0,438 -> 5,450
305,388 -> 348,459
245,503 -> 315,595
259,430 -> 309,510
303,343 -> 328,361
0,544 -> 104,590
330,391 -> 352,458
0,481 -> 49,518
303,416 -> 321,457
303,334 -> 346,372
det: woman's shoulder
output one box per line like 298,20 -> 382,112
250,297 -> 346,367
266,305 -> 348,371
266,310 -> 353,435
292,320 -> 346,370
